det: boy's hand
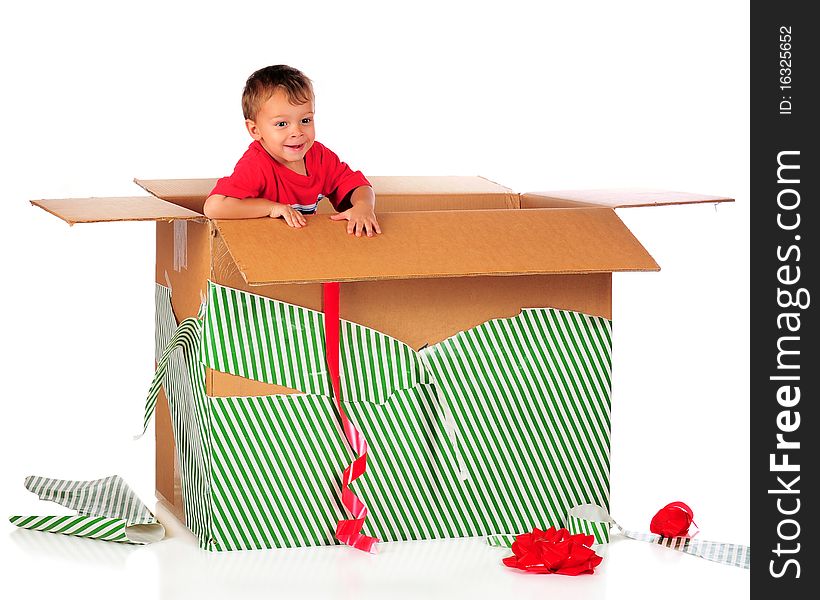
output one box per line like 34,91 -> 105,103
269,203 -> 307,228
329,204 -> 382,237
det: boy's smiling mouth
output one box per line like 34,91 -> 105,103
285,143 -> 305,152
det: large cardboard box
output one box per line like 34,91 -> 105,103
32,177 -> 731,551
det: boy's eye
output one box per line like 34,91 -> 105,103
275,121 -> 287,127
301,118 -> 312,124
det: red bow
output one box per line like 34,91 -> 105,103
650,501 -> 696,538
502,527 -> 603,575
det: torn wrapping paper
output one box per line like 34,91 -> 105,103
9,475 -> 165,544
143,281 -> 612,551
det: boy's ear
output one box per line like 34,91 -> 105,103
245,119 -> 262,140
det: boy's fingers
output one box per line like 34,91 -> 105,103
285,211 -> 300,228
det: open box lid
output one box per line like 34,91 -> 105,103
135,175 -> 520,213
214,207 -> 659,286
520,188 -> 734,209
30,196 -> 202,225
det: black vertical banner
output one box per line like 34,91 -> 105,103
751,2 -> 817,597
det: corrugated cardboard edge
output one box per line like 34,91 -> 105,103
478,175 -> 521,209
31,197 -> 203,225
31,200 -> 84,226
521,189 -> 735,209
239,267 -> 656,287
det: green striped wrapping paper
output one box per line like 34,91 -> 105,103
147,281 -> 612,551
10,475 -> 164,544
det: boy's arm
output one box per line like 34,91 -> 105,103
203,194 -> 274,219
329,186 -> 381,236
206,150 -> 272,219
349,185 -> 376,211
203,195 -> 308,228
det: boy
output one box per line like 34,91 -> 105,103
203,65 -> 381,238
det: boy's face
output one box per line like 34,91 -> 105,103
246,88 -> 315,169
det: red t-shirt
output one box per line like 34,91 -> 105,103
209,140 -> 370,213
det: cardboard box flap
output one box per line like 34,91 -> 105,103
214,207 -> 659,286
370,175 -> 512,196
31,196 -> 202,225
134,178 -> 215,214
136,175 -> 520,214
521,188 -> 734,209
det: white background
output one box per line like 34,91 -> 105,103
0,1 -> 749,598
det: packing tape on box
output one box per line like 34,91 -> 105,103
486,504 -> 750,569
9,475 -> 165,544
198,289 -> 208,319
173,219 -> 188,272
439,407 -> 468,481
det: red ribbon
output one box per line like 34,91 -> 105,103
502,527 -> 603,575
323,282 -> 379,553
650,501 -> 696,538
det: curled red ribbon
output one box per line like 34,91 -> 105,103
323,282 -> 379,553
502,527 -> 603,575
650,501 -> 696,538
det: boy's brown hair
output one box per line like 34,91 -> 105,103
242,65 -> 314,121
